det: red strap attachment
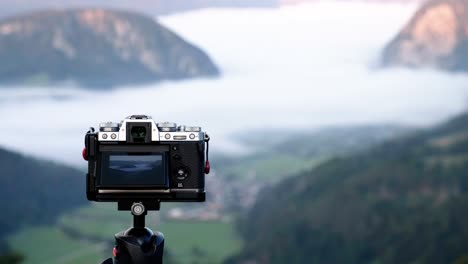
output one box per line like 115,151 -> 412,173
82,148 -> 88,161
205,160 -> 210,174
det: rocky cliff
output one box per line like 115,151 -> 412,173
0,9 -> 219,88
382,0 -> 468,71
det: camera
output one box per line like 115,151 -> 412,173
83,115 -> 210,204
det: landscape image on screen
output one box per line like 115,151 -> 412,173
103,154 -> 166,186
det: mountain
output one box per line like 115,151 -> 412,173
0,1 -> 278,19
0,147 -> 86,237
382,0 -> 468,71
0,9 -> 219,88
280,0 -> 425,4
229,112 -> 468,264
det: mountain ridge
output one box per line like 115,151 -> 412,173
0,0 -> 278,19
0,8 -> 219,88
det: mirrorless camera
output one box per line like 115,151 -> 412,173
83,115 -> 210,204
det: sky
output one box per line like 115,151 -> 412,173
0,1 -> 467,167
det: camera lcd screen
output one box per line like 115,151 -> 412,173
100,153 -> 168,187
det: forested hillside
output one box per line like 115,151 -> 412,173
230,112 -> 468,264
0,148 -> 86,237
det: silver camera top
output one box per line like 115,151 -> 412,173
98,115 -> 205,142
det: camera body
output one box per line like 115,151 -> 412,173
84,115 -> 209,203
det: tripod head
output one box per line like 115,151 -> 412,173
101,202 -> 165,264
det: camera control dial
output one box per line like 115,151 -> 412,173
175,167 -> 189,181
157,122 -> 177,132
184,126 -> 201,132
99,122 -> 120,132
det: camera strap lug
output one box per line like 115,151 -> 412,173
204,133 -> 210,174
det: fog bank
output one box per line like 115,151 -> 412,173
0,2 -> 467,166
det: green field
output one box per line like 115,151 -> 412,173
161,221 -> 241,263
224,154 -> 328,182
7,203 -> 241,264
8,227 -> 104,264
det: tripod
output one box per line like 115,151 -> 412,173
101,202 -> 165,264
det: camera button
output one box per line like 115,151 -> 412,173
176,167 -> 189,180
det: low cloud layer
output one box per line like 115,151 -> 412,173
0,2 -> 467,166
